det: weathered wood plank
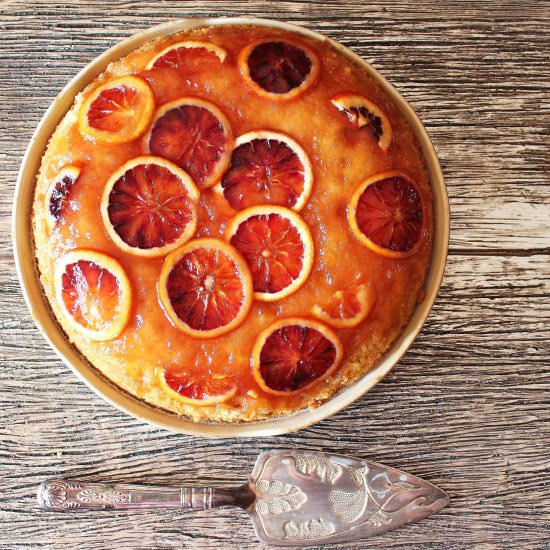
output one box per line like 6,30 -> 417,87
1,1 -> 549,548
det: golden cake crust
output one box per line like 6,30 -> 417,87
33,24 -> 433,423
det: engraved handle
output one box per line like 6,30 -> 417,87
37,479 -> 252,511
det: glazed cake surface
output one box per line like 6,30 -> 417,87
33,24 -> 433,422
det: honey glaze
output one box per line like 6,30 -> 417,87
33,25 -> 433,422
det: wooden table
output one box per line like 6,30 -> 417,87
1,1 -> 548,548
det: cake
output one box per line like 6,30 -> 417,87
32,23 -> 433,423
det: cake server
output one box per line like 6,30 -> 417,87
37,449 -> 448,546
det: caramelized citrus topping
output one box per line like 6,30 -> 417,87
146,97 -> 232,189
54,250 -> 132,341
101,156 -> 199,257
146,40 -> 227,71
312,283 -> 375,328
252,318 -> 343,395
226,206 -> 314,301
221,130 -> 313,211
159,367 -> 237,406
349,171 -> 424,258
159,238 -> 253,338
35,25 -> 434,420
44,165 -> 81,227
238,39 -> 320,100
331,93 -> 392,151
78,75 -> 154,143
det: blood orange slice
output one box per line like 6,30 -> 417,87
159,238 -> 253,338
331,93 -> 392,151
312,283 -> 375,328
146,97 -> 232,189
226,206 -> 314,302
44,165 -> 81,228
100,156 -> 199,257
146,40 -> 227,71
348,171 -> 424,259
221,130 -> 313,211
252,318 -> 343,396
54,249 -> 132,341
159,367 -> 237,406
238,39 -> 320,101
78,75 -> 154,144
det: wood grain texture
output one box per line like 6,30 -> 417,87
0,1 -> 549,548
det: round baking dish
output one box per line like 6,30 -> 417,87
13,17 -> 449,437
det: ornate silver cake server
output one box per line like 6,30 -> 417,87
38,450 -> 448,546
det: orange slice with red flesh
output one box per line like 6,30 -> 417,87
54,249 -> 132,341
331,93 -> 392,151
146,40 -> 227,71
159,367 -> 237,406
348,171 -> 424,259
78,75 -> 154,144
238,39 -> 320,101
311,283 -> 376,328
221,130 -> 313,211
44,165 -> 81,228
146,97 -> 233,189
100,156 -> 199,257
252,318 -> 343,396
158,238 -> 253,338
226,206 -> 314,302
